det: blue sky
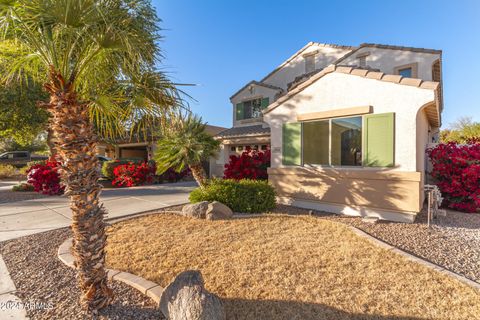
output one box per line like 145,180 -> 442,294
153,0 -> 480,129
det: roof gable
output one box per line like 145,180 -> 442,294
230,80 -> 283,100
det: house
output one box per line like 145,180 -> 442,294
97,124 -> 226,173
213,42 -> 443,222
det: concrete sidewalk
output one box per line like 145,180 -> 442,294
0,181 -> 195,242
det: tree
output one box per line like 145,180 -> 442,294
154,115 -> 220,187
0,40 -> 49,148
440,117 -> 480,143
1,0 -> 181,311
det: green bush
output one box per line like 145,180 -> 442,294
0,164 -> 17,179
101,158 -> 144,180
26,160 -> 46,168
12,183 -> 34,192
189,179 -> 276,213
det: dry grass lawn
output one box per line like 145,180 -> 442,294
106,214 -> 480,320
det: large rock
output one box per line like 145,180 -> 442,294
182,202 -> 209,219
160,270 -> 225,320
206,201 -> 233,221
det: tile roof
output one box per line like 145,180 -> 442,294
230,80 -> 283,100
263,64 -> 441,116
216,125 -> 270,138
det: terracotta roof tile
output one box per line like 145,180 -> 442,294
216,125 -> 270,138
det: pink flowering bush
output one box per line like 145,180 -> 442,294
224,147 -> 270,180
27,161 -> 64,195
427,141 -> 480,212
112,161 -> 156,187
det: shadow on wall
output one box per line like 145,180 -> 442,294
224,298 -> 423,320
273,167 -> 414,214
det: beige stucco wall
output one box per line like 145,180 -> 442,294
263,72 -> 436,172
340,47 -> 440,81
269,167 -> 422,215
262,44 -> 351,89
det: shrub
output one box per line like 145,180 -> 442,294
0,164 -> 17,179
26,159 -> 46,168
427,142 -> 480,213
101,158 -> 143,180
12,183 -> 34,192
112,161 -> 156,187
189,179 -> 276,213
27,161 -> 64,195
224,147 -> 270,180
157,167 -> 191,183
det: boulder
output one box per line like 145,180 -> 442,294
206,201 -> 233,221
160,270 -> 225,320
181,202 -> 209,219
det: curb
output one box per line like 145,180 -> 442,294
57,238 -> 164,305
348,225 -> 480,291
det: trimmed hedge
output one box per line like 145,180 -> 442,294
189,179 -> 276,213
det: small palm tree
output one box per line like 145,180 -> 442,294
0,0 -> 181,311
155,115 -> 220,187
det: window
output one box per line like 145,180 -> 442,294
331,117 -> 362,166
13,152 -> 28,159
303,120 -> 329,165
305,54 -> 315,73
236,97 -> 269,120
394,63 -> 418,78
398,67 -> 412,78
358,56 -> 366,68
282,113 -> 394,167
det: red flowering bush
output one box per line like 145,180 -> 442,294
224,147 -> 270,180
427,142 -> 480,213
157,168 -> 191,183
27,161 -> 64,195
112,161 -> 156,187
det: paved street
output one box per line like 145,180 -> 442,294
0,181 -> 195,242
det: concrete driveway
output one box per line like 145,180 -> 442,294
0,181 -> 196,242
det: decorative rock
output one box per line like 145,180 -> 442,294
181,202 -> 209,219
206,201 -> 233,221
160,270 -> 225,320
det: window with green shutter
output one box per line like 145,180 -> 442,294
282,123 -> 302,166
261,97 -> 269,109
236,103 -> 244,120
363,113 -> 395,167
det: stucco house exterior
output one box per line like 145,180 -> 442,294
213,42 -> 443,222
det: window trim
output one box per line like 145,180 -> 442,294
393,62 -> 418,78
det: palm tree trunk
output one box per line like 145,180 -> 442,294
44,68 -> 113,311
46,125 -> 58,161
189,163 -> 208,187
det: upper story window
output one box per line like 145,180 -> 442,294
236,97 -> 270,121
305,54 -> 316,73
394,62 -> 418,78
356,52 -> 369,68
397,67 -> 412,78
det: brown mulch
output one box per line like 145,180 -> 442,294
0,228 -> 163,320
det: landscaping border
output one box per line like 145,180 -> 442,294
347,225 -> 480,291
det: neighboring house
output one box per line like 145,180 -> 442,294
97,124 -> 226,172
213,42 -> 443,222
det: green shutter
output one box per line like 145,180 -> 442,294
236,103 -> 244,120
364,113 -> 395,167
282,123 -> 302,166
260,97 -> 269,109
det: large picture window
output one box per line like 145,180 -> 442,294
302,116 -> 361,167
283,112 -> 394,168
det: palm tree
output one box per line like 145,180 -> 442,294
0,0 -> 181,311
154,115 -> 220,187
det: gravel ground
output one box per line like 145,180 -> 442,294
0,228 -> 164,320
0,189 -> 47,203
273,205 -> 480,283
